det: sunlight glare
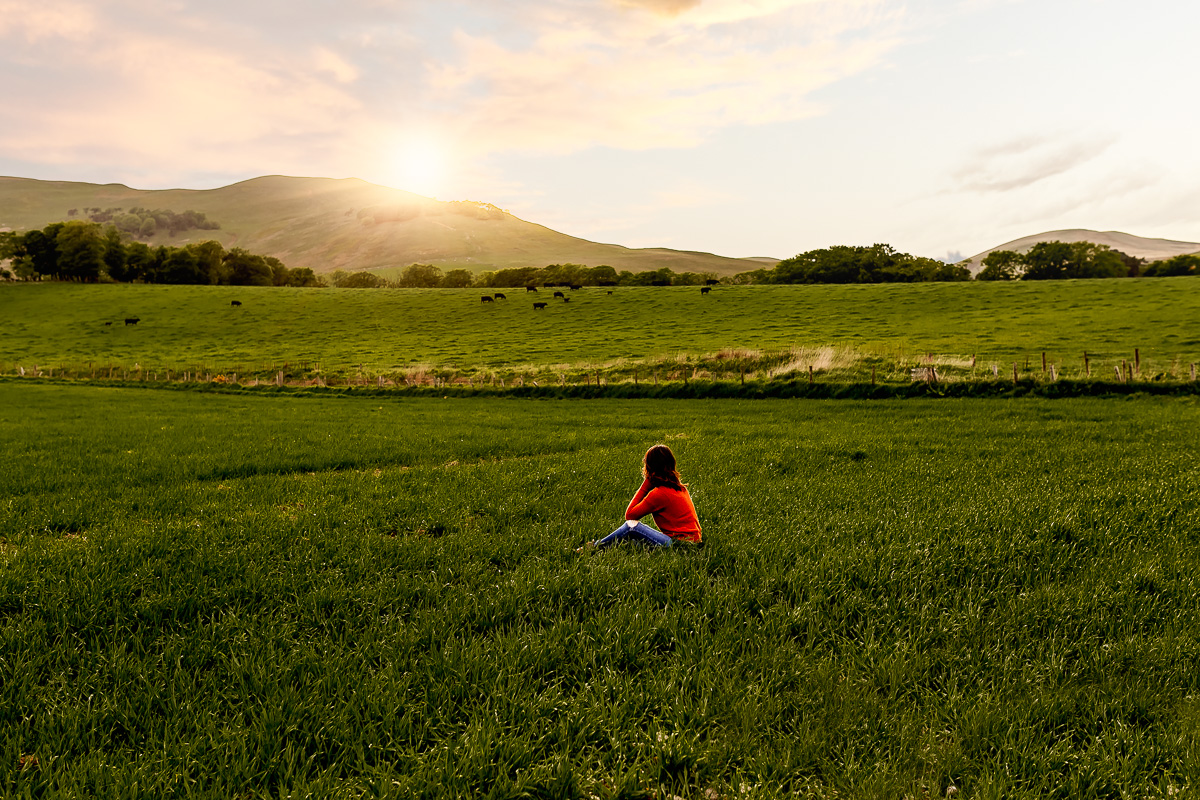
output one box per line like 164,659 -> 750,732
391,138 -> 446,198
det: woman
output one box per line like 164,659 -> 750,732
585,444 -> 702,550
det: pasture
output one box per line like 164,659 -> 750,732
3,382 -> 1200,797
1,279 -> 1197,385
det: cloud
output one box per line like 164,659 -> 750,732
429,0 -> 901,157
953,134 -> 1116,193
616,0 -> 702,16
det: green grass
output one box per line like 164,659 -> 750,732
3,382 -> 1200,797
2,279 -> 1198,385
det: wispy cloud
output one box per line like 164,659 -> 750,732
953,134 -> 1117,193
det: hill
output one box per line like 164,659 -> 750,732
0,175 -> 772,276
960,229 -> 1200,274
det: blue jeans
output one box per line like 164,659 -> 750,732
595,520 -> 673,549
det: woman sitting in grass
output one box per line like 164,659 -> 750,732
581,444 -> 702,550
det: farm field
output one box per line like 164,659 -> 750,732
1,279 -> 1197,384
3,382 -> 1200,797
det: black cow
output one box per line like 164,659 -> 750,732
705,279 -> 719,286
103,321 -> 113,326
651,280 -> 671,286
553,291 -> 565,299
606,290 -> 613,295
533,302 -> 548,310
569,284 -> 582,290
700,286 -> 711,295
481,295 -> 494,303
231,300 -> 242,306
562,297 -> 571,303
526,286 -> 538,292
125,317 -> 140,325
494,293 -> 506,300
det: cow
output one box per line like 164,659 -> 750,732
481,295 -> 494,303
231,300 -> 242,306
651,280 -> 671,287
125,317 -> 140,325
103,321 -> 113,326
705,279 -> 719,286
700,286 -> 712,295
607,290 -> 613,295
569,284 -> 582,290
526,286 -> 538,292
494,293 -> 507,300
553,291 -> 565,299
562,297 -> 571,303
533,302 -> 548,310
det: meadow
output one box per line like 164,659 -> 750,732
1,279 -> 1197,386
3,381 -> 1200,798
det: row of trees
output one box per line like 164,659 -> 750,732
69,207 -> 220,239
734,244 -> 971,284
978,241 -> 1198,280
325,263 -> 720,289
0,221 -> 318,286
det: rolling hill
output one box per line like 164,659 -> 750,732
0,175 -> 773,276
960,229 -> 1200,274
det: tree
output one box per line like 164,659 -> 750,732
102,226 -> 127,281
1021,241 -> 1074,280
337,271 -> 388,288
139,217 -> 157,238
185,241 -> 226,284
977,250 -> 1022,281
396,263 -> 444,288
1143,254 -> 1200,277
224,248 -> 274,286
441,269 -> 474,288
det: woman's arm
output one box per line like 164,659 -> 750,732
625,480 -> 660,520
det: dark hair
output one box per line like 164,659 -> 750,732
643,444 -> 685,491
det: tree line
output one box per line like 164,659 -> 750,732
326,263 -> 721,289
734,244 -> 971,284
69,207 -> 221,239
978,241 -> 1199,280
0,221 -> 318,286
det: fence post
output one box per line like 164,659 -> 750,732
1084,352 -> 1090,377
1042,352 -> 1046,373
1013,363 -> 1018,382
1134,348 -> 1140,376
808,365 -> 814,384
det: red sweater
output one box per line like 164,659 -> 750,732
625,478 -> 702,543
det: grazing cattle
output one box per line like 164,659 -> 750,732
651,280 -> 671,286
526,286 -> 538,292
598,280 -> 618,287
103,321 -> 113,326
494,292 -> 506,300
705,278 -> 719,286
553,291 -> 566,299
231,300 -> 242,306
569,284 -> 582,290
533,302 -> 548,310
481,295 -> 494,303
562,297 -> 571,303
700,286 -> 711,295
606,290 -> 613,295
124,317 -> 140,325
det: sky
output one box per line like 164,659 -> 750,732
2,0 -> 1198,261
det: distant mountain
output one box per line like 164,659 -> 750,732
960,229 -> 1200,274
0,175 -> 775,276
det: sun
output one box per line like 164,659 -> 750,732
391,138 -> 446,198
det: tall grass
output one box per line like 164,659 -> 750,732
3,383 -> 1200,797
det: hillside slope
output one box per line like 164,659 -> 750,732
0,175 -> 771,276
961,229 -> 1200,274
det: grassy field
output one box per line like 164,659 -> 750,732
3,382 -> 1200,797
2,278 -> 1198,385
